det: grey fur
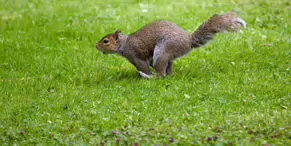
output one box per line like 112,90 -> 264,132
153,38 -> 166,67
96,12 -> 246,78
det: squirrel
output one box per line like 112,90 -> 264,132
96,12 -> 246,78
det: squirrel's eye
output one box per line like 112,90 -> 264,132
103,39 -> 109,44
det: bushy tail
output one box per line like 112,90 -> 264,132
191,12 -> 246,48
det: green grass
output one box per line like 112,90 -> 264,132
0,0 -> 290,145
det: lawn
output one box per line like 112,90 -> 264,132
0,0 -> 290,145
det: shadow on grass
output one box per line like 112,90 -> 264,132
82,70 -> 140,87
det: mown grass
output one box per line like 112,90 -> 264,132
0,0 -> 290,145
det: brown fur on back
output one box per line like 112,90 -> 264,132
125,21 -> 192,59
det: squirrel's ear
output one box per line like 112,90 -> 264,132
114,30 -> 122,40
115,30 -> 122,34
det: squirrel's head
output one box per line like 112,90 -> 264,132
204,11 -> 246,33
96,30 -> 123,54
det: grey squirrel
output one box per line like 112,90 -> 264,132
96,12 -> 246,78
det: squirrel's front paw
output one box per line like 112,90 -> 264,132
139,71 -> 151,79
234,18 -> 247,28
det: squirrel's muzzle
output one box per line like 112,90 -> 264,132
96,43 -> 99,49
96,43 -> 108,54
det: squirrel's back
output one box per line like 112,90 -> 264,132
131,20 -> 190,39
126,20 -> 192,57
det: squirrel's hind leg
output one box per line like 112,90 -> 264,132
166,61 -> 173,75
153,39 -> 174,77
